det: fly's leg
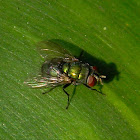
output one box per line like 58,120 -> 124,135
84,84 -> 105,95
42,87 -> 56,94
63,83 -> 71,109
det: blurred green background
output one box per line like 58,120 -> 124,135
0,0 -> 140,139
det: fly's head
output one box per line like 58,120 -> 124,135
87,66 -> 106,87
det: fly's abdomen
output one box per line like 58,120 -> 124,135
42,58 -> 63,77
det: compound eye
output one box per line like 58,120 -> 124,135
93,66 -> 98,71
87,76 -> 97,87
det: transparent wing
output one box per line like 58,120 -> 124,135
37,40 -> 78,62
25,41 -> 75,88
24,74 -> 71,88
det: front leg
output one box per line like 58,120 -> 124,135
84,84 -> 105,95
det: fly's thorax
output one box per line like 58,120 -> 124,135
62,62 -> 81,79
78,64 -> 90,83
62,63 -> 69,74
62,62 -> 90,83
68,62 -> 81,79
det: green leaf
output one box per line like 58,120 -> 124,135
0,0 -> 140,139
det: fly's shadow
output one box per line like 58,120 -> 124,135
51,39 -> 120,83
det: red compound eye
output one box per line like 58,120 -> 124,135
93,66 -> 98,71
87,76 -> 97,87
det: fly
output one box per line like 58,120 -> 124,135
25,41 -> 106,109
